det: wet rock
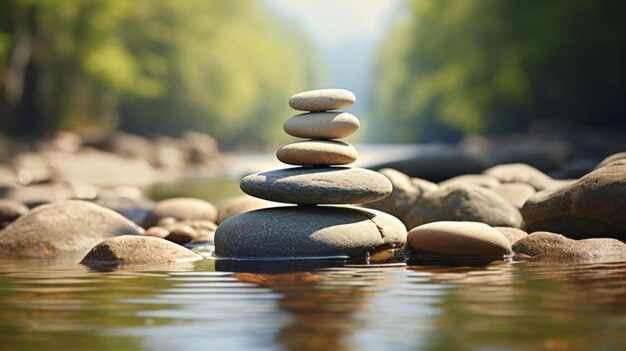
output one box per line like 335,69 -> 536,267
0,200 -> 144,259
283,112 -> 359,139
404,184 -> 523,230
522,160 -> 626,240
439,174 -> 500,189
217,196 -> 268,224
142,197 -> 217,228
495,227 -> 528,245
276,140 -> 358,166
214,206 -> 406,259
240,167 -> 392,205
0,199 -> 28,229
483,163 -> 554,191
594,152 -> 626,170
513,232 -> 626,262
288,89 -> 356,111
363,168 -> 433,220
81,235 -> 201,264
492,183 -> 535,209
407,221 -> 512,259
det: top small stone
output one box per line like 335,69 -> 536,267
289,89 -> 356,112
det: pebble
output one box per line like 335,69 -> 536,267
483,163 -> 554,191
276,140 -> 358,166
407,221 -> 512,259
289,89 -> 356,111
142,197 -> 217,228
240,167 -> 392,205
214,206 -> 406,259
81,235 -> 202,264
283,112 -> 360,139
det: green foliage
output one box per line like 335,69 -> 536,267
371,0 -> 626,142
0,0 -> 321,146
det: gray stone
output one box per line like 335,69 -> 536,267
143,197 -> 217,228
81,235 -> 201,264
364,168 -> 433,220
289,89 -> 356,112
407,221 -> 512,258
283,112 -> 360,139
217,195 -> 268,224
495,227 -> 528,245
521,160 -> 626,240
0,199 -> 28,229
492,183 -> 535,209
0,200 -> 144,259
404,183 -> 523,230
276,140 -> 357,166
513,232 -> 626,263
483,163 -> 554,191
240,167 -> 392,205
214,206 -> 406,259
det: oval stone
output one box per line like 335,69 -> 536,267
214,206 -> 406,259
283,112 -> 360,139
407,221 -> 513,259
81,235 -> 202,264
276,140 -> 357,166
289,89 -> 356,111
143,197 -> 217,228
240,167 -> 392,205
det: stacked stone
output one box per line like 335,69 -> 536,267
214,89 -> 408,259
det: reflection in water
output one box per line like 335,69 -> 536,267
0,258 -> 624,350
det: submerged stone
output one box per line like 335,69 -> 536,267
81,235 -> 201,264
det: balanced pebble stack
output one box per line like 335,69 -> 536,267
214,89 -> 407,259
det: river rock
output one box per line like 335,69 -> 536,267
81,235 -> 201,264
0,200 -> 144,259
283,112 -> 360,139
483,163 -> 554,191
407,221 -> 512,259
276,140 -> 357,166
492,183 -> 535,208
240,167 -> 392,205
181,130 -> 220,164
521,160 -> 626,239
495,227 -> 528,245
594,152 -> 626,170
0,199 -> 29,229
289,89 -> 356,111
13,152 -> 52,185
404,183 -> 523,230
363,168 -> 432,220
142,197 -> 217,228
165,220 -> 218,244
513,232 -> 626,262
439,174 -> 500,189
214,206 -> 406,259
217,195 -> 268,224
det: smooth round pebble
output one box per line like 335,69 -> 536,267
283,112 -> 360,139
214,206 -> 406,259
407,221 -> 513,259
289,89 -> 355,111
240,167 -> 392,205
276,140 -> 357,166
143,197 -> 217,228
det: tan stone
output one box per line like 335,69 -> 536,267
289,89 -> 356,111
492,183 -> 535,208
495,227 -> 528,245
81,235 -> 201,264
439,174 -> 500,189
283,112 -> 360,139
513,231 -> 626,262
483,163 -> 553,191
276,140 -> 358,166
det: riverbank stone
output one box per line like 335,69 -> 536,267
363,168 -> 432,220
0,200 -> 143,259
495,227 -> 528,245
214,206 -> 406,259
142,197 -> 217,228
217,195 -> 268,224
81,235 -> 201,264
283,112 -> 359,139
289,89 -> 356,111
513,232 -> 626,263
407,221 -> 512,259
276,140 -> 357,166
240,167 -> 392,205
483,163 -> 554,191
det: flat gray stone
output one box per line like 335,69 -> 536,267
289,89 -> 356,112
407,221 -> 512,259
240,167 -> 392,205
513,231 -> 626,263
81,235 -> 201,264
214,206 -> 407,259
0,200 -> 144,259
283,112 -> 360,139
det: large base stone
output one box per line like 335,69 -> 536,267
214,206 -> 407,259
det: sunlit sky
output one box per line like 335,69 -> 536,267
263,0 -> 403,124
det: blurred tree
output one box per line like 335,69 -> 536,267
371,0 -> 626,142
0,0 -> 321,147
